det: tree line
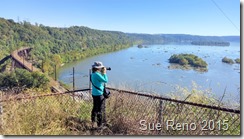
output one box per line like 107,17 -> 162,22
127,33 -> 239,45
0,17 -> 132,75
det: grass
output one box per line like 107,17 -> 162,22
0,83 -> 240,135
0,90 -> 92,135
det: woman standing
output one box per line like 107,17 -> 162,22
90,61 -> 108,128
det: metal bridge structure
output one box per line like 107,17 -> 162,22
0,47 -> 67,93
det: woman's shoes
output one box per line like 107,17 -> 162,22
92,122 -> 96,128
97,123 -> 107,130
92,122 -> 108,130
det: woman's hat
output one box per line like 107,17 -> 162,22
92,61 -> 105,69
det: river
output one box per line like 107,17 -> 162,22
58,42 -> 240,103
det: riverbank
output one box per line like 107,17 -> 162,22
60,43 -> 132,64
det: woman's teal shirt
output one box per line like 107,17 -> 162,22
91,72 -> 108,96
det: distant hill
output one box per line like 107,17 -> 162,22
126,33 -> 240,45
191,41 -> 230,46
221,36 -> 240,42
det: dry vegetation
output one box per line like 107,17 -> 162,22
0,85 -> 240,135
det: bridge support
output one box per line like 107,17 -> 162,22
10,58 -> 15,71
10,57 -> 27,71
24,50 -> 28,58
17,50 -> 28,59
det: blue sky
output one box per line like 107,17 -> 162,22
0,0 -> 240,36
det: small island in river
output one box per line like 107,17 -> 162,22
169,54 -> 208,71
191,41 -> 230,46
137,44 -> 148,48
222,57 -> 240,64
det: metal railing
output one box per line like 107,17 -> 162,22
0,87 -> 240,135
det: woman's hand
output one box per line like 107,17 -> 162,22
101,67 -> 106,74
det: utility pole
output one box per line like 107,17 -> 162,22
55,64 -> 57,81
41,60 -> 44,72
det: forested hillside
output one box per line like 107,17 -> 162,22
0,17 -> 132,74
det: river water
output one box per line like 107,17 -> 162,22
58,42 -> 240,102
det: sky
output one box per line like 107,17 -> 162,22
0,0 -> 241,36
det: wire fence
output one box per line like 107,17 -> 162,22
0,87 -> 240,135
106,88 -> 240,135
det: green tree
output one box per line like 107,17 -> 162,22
42,59 -> 53,74
15,68 -> 33,87
0,69 -> 49,89
52,54 -> 62,67
31,71 -> 49,88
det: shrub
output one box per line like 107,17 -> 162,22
222,57 -> 234,64
179,58 -> 188,65
0,68 -> 49,89
137,44 -> 143,48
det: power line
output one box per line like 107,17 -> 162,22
210,0 -> 240,32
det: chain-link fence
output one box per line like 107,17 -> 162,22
0,87 -> 240,135
106,88 -> 240,135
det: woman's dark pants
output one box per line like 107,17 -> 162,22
91,95 -> 106,127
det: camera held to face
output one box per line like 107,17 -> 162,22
106,67 -> 111,70
102,67 -> 111,71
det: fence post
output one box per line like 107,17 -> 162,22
158,99 -> 163,135
41,60 -> 44,72
72,67 -> 75,101
55,64 -> 57,81
0,91 -> 3,130
73,67 -> 75,91
89,69 -> 91,94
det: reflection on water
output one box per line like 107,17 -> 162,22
58,43 -> 240,102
